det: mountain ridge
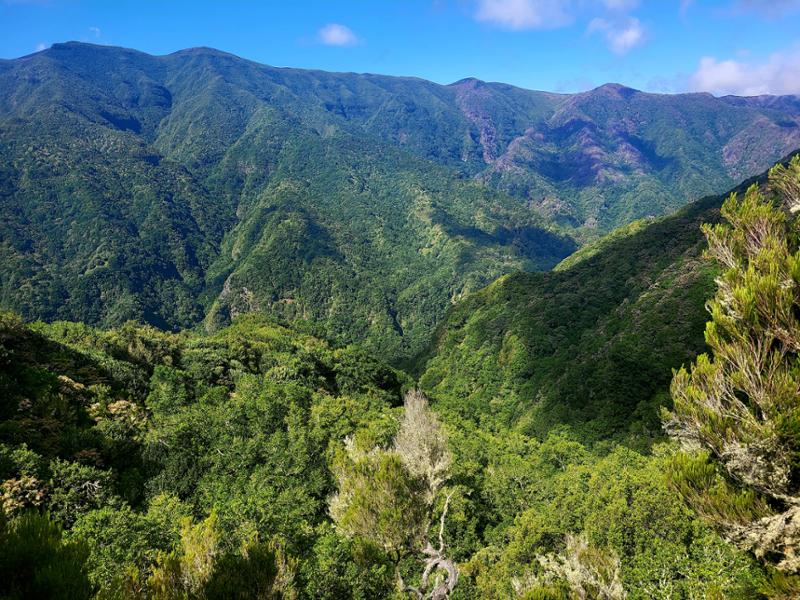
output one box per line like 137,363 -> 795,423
3,41 -> 800,361
2,39 -> 799,597
31,41 -> 800,102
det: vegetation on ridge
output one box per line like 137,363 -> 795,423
5,158 -> 797,597
3,43 -> 800,361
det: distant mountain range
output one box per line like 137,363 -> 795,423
2,42 -> 799,360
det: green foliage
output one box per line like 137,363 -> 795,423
299,527 -> 394,599
664,452 -> 772,526
68,496 -> 188,589
0,43 -> 579,364
3,43 -> 799,362
419,191 -> 723,443
202,541 -> 280,600
0,301 -> 776,598
147,513 -> 220,599
1,154 -> 796,597
456,442 -> 762,599
410,161 -> 800,598
331,448 -> 428,558
45,459 -> 119,526
0,511 -> 93,599
666,155 -> 800,576
0,313 -> 406,597
330,390 -> 460,597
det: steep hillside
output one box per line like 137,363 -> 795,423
479,83 -> 800,234
418,158 -> 796,443
2,42 -> 800,361
0,43 -> 573,361
202,131 -> 575,361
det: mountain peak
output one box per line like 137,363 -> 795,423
51,41 -> 102,49
590,82 -> 640,98
48,41 -> 135,52
449,77 -> 486,88
41,42 -> 240,63
42,41 -> 151,60
168,46 -> 238,58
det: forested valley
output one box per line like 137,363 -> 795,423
2,41 -> 800,599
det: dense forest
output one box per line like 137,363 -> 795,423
3,155 -> 800,598
2,40 -> 800,599
3,43 -> 800,362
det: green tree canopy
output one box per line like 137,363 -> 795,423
665,156 -> 800,590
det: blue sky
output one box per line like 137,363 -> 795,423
2,0 -> 800,95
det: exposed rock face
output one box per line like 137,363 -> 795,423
723,115 -> 800,181
450,79 -> 800,231
452,78 -> 500,164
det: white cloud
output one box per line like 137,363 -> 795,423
35,42 -> 47,51
89,26 -> 101,38
317,23 -> 358,46
473,0 -> 646,39
474,0 -> 574,30
689,46 -> 800,96
588,16 -> 645,54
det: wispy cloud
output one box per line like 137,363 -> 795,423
474,0 -> 573,30
89,26 -> 101,38
317,23 -> 359,46
35,42 -> 48,52
732,0 -> 800,17
587,16 -> 645,55
473,0 -> 648,54
689,45 -> 800,96
601,0 -> 639,10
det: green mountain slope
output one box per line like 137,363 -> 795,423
202,131 -> 575,360
0,43 -> 574,361
2,42 -> 800,361
479,84 -> 800,235
0,117 -> 223,329
418,158 -> 795,443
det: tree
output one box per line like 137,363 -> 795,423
329,390 -> 458,599
393,389 -> 452,503
329,446 -> 429,558
202,541 -> 281,600
100,511 -> 290,600
664,156 -> 800,582
514,535 -> 626,600
0,511 -> 93,599
147,512 -> 220,599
